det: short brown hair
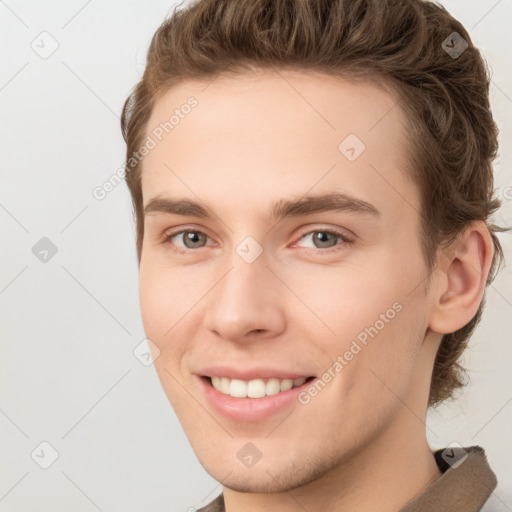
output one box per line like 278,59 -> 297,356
121,0 -> 510,407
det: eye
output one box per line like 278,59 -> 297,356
294,228 -> 354,252
163,229 -> 213,254
162,227 -> 354,256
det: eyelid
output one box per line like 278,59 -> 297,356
162,223 -> 211,238
162,225 -> 216,247
294,225 -> 355,242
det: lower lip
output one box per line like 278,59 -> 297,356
198,376 -> 313,422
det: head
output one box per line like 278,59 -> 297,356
121,0 -> 509,493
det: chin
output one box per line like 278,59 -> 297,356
197,449 -> 336,494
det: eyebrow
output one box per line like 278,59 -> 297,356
144,192 -> 380,221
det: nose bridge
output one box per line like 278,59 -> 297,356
204,242 -> 285,340
219,232 -> 271,301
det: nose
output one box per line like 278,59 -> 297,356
203,250 -> 286,343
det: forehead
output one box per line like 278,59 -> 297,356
141,69 -> 418,224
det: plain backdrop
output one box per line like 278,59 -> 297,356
1,1 -> 511,511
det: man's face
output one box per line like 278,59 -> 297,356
139,70 -> 438,492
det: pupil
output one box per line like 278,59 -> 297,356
315,232 -> 334,248
185,232 -> 203,248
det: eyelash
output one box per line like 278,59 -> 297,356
161,227 -> 354,256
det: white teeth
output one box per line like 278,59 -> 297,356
210,376 -> 309,398
247,379 -> 266,398
220,377 -> 230,394
229,379 -> 247,398
280,379 -> 293,392
266,378 -> 281,396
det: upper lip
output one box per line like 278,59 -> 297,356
198,365 -> 315,381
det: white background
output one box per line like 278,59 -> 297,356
1,1 -> 511,510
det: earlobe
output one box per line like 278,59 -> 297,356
428,221 -> 494,335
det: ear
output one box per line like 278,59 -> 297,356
429,221 -> 495,335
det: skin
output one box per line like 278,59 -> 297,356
138,69 -> 494,512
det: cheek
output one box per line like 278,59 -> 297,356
284,246 -> 426,387
139,266 -> 195,410
138,263 -> 185,355
282,260 -> 405,344
139,257 -> 194,330
139,265 -> 165,338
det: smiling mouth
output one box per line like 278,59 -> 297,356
202,375 -> 316,399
